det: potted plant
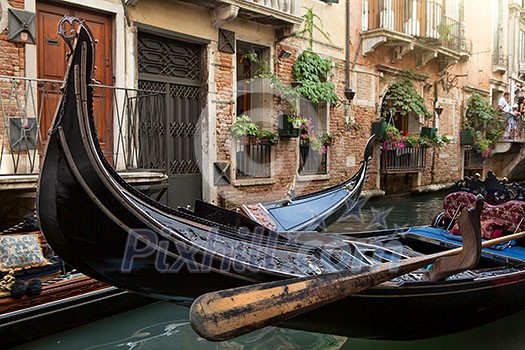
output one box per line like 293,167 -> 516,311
460,129 -> 475,145
418,136 -> 432,148
230,115 -> 259,144
464,93 -> 504,155
371,120 -> 388,140
320,133 -> 336,147
383,125 -> 405,150
420,127 -> 437,140
257,129 -> 278,146
432,133 -> 452,148
344,116 -> 361,133
404,135 -> 420,148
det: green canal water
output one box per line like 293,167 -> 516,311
18,191 -> 525,349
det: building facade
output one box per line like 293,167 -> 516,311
0,0 -> 524,227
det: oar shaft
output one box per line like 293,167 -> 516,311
481,230 -> 525,248
190,228 -> 524,342
190,252 -> 442,342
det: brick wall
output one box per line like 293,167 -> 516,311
214,39 -> 380,207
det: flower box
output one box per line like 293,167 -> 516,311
238,135 -> 258,146
371,121 -> 387,141
258,137 -> 277,146
278,115 -> 300,138
420,127 -> 437,140
460,129 -> 475,145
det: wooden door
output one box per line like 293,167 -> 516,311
36,2 -> 113,159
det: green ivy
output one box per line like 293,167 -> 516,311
291,7 -> 338,104
464,93 -> 503,151
382,75 -> 431,120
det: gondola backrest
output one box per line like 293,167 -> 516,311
444,191 -> 525,238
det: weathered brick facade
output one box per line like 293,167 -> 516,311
0,0 -> 523,220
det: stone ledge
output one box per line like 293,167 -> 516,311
411,182 -> 454,194
360,189 -> 385,198
0,171 -> 167,191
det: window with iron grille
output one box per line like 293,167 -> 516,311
463,145 -> 485,177
235,42 -> 273,179
298,98 -> 328,175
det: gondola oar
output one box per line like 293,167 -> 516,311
189,198 -> 525,342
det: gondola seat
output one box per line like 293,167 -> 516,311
443,191 -> 525,238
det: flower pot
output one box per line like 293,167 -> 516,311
258,138 -> 277,146
238,135 -> 258,146
371,121 -> 387,141
299,136 -> 310,146
420,127 -> 437,140
278,115 -> 300,138
460,129 -> 475,145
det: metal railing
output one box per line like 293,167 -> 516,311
235,139 -> 272,179
463,146 -> 485,171
363,0 -> 470,54
255,0 -> 300,16
0,75 -> 166,175
380,146 -> 426,173
492,53 -> 508,68
298,144 -> 328,175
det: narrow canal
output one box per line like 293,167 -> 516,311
18,191 -> 525,350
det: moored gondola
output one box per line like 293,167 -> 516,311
238,137 -> 374,232
37,17 -> 525,341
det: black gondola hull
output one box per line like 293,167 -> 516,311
37,18 -> 525,341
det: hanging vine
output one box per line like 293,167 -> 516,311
292,7 -> 338,104
381,73 -> 432,120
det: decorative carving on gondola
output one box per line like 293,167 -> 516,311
57,16 -> 82,56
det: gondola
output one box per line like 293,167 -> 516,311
238,138 -> 373,232
37,17 -> 525,341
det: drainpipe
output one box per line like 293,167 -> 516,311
430,73 -> 447,183
433,74 -> 447,128
345,0 -> 350,94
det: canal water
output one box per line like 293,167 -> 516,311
18,191 -> 525,350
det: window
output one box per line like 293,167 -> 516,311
520,31 -> 525,65
492,0 -> 504,65
235,42 -> 273,180
298,98 -> 329,175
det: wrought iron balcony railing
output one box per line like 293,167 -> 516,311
492,53 -> 508,69
380,146 -> 426,173
174,0 -> 301,26
0,75 -> 166,176
363,0 -> 470,54
463,146 -> 485,171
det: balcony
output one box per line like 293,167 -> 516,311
380,146 -> 426,174
173,0 -> 302,28
362,0 -> 471,67
492,53 -> 508,74
0,75 -> 167,192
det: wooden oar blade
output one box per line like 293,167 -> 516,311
424,195 -> 483,281
190,253 -> 439,341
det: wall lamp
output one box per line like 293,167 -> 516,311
331,87 -> 356,108
278,50 -> 292,59
435,105 -> 444,115
344,87 -> 356,101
